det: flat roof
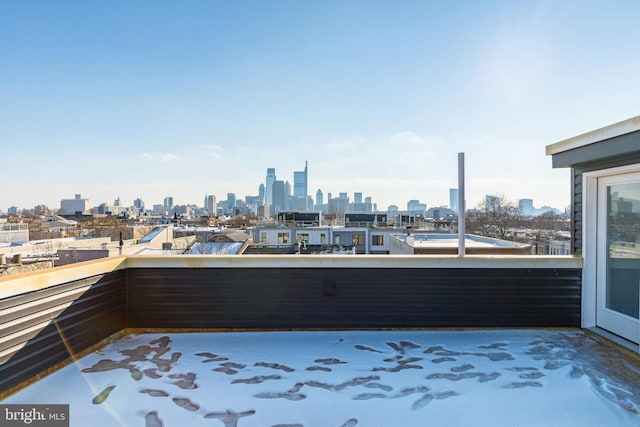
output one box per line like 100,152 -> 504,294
5,330 -> 639,426
545,115 -> 640,156
394,234 -> 527,249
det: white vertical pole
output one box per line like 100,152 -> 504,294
458,152 -> 465,257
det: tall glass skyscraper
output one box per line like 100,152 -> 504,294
293,161 -> 308,201
265,168 -> 276,206
450,188 -> 458,212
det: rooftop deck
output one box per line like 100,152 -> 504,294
4,329 -> 639,426
2,254 -> 638,425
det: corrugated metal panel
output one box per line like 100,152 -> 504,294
126,268 -> 581,330
0,270 -> 125,394
573,171 -> 582,255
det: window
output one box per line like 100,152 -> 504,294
298,233 -> 309,244
260,233 -> 267,245
320,233 -> 326,244
372,235 -> 384,246
278,232 -> 289,244
335,235 -> 340,245
352,233 -> 364,245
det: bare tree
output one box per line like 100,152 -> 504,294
466,194 -> 522,239
532,211 -> 568,232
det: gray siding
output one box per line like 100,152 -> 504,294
0,271 -> 126,394
549,126 -> 640,255
572,172 -> 582,255
571,152 -> 640,254
126,268 -> 581,329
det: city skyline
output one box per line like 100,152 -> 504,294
3,159 -> 564,216
2,1 -> 640,211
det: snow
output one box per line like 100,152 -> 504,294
4,330 -> 639,427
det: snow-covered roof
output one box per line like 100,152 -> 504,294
5,330 -> 639,426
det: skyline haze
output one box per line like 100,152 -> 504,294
2,1 -> 639,212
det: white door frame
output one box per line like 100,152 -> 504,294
582,164 -> 640,348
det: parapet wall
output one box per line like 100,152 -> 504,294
0,255 -> 582,396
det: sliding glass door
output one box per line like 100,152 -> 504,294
597,173 -> 640,343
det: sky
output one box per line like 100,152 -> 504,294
1,0 -> 639,213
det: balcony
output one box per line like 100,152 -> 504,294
1,255 -> 639,425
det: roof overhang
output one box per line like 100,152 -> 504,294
546,115 -> 640,156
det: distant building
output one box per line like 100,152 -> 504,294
272,180 -> 286,213
206,195 -> 217,216
133,198 -> 145,213
0,223 -> 29,243
518,199 -> 533,216
407,200 -> 427,216
518,198 -> 562,216
344,213 -> 388,228
33,205 -> 50,216
388,205 -> 399,216
245,195 -> 261,214
60,194 -> 89,215
288,196 -> 305,211
152,204 -> 164,214
226,193 -> 236,216
96,203 -> 110,215
248,222 -> 398,254
277,212 -> 322,227
450,188 -> 458,212
427,206 -> 456,219
293,161 -> 308,206
163,196 -> 174,213
329,195 -> 349,218
265,168 -> 276,206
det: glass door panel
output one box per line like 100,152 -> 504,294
597,174 -> 640,343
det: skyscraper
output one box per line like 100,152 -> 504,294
227,193 -> 236,215
265,168 -> 276,206
272,180 -> 286,213
293,161 -> 308,200
163,196 -> 173,213
450,188 -> 458,212
316,189 -> 323,206
206,195 -> 217,216
134,198 -> 144,212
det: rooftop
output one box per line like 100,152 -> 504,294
4,329 -> 639,426
2,254 -> 638,427
395,234 -> 526,249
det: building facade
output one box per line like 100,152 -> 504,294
547,115 -> 640,349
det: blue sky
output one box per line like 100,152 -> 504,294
1,0 -> 639,212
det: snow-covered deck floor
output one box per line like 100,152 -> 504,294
5,330 -> 640,426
